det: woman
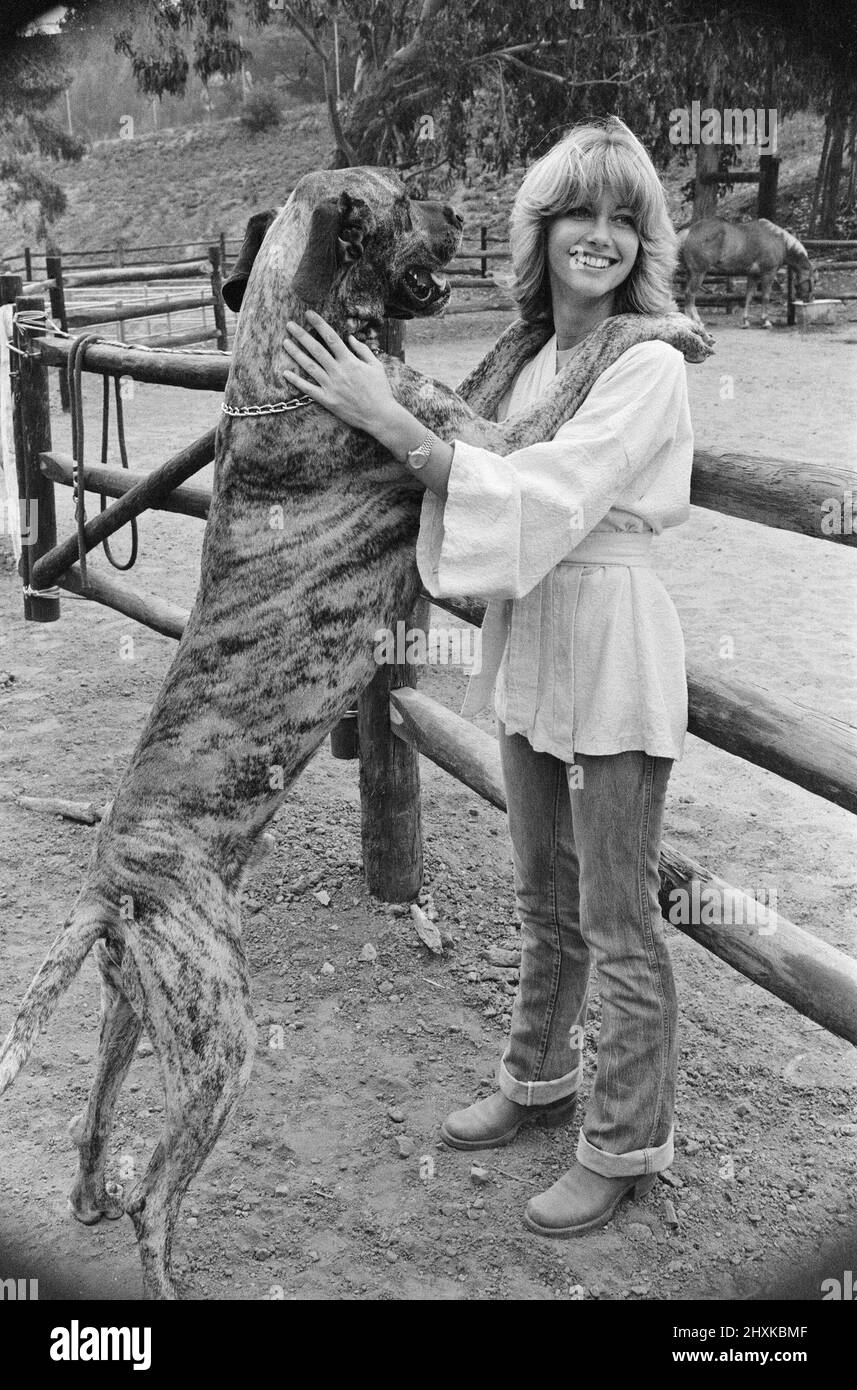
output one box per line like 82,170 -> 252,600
281,116 -> 695,1237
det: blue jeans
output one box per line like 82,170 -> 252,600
497,724 -> 677,1177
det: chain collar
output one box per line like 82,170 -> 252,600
221,394 -> 314,418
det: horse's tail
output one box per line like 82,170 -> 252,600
0,898 -> 107,1094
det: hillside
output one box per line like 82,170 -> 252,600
0,106 -> 841,263
0,105 -> 333,257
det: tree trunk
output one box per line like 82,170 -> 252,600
819,85 -> 848,236
844,113 -> 857,216
341,0 -> 450,163
808,117 -> 832,238
693,142 -> 720,221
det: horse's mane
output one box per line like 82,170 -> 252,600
758,218 -> 811,264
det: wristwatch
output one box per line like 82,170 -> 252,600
405,431 -> 434,470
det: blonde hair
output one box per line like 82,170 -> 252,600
509,116 -> 677,322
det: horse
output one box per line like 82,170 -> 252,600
677,217 -> 815,329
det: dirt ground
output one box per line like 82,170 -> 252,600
1,308 -> 856,1302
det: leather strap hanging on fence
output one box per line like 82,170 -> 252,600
99,374 -> 138,572
67,333 -> 138,583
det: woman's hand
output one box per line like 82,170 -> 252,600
281,309 -> 397,435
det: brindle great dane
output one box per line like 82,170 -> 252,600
0,167 -> 712,1298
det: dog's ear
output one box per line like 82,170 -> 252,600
222,210 -> 276,313
291,191 -> 375,305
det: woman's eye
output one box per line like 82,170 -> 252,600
612,213 -> 636,226
566,206 -> 591,219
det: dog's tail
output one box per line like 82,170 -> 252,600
0,899 -> 107,1094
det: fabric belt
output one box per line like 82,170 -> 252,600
557,530 -> 654,567
460,530 -> 655,719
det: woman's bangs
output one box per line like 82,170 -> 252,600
558,139 -> 654,233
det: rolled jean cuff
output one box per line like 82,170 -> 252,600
498,1056 -> 582,1106
576,1126 -> 674,1178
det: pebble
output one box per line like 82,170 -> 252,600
275,1183 -> 290,1196
313,889 -> 331,907
735,1101 -> 754,1118
660,1170 -> 683,1189
663,1199 -> 680,1229
320,961 -> 335,976
627,1221 -> 654,1242
684,1139 -> 702,1155
470,1164 -> 491,1186
358,943 -> 378,963
387,1106 -> 405,1123
386,1249 -> 398,1263
397,1136 -> 415,1158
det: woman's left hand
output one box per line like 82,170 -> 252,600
281,309 -> 396,434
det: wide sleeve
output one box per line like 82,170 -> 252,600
417,340 -> 688,601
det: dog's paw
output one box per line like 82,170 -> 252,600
663,314 -> 715,362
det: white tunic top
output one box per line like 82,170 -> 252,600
416,333 -> 694,761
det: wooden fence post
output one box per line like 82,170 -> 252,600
23,247 -> 32,281
354,313 -> 422,900
358,595 -> 428,901
45,248 -> 70,410
208,244 -> 229,351
787,266 -> 796,326
757,154 -> 780,221
219,229 -> 228,275
480,224 -> 488,280
12,294 -> 59,623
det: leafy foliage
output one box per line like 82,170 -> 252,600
112,0 -> 857,198
239,83 -> 282,130
0,34 -> 85,235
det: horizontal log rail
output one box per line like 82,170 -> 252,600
36,333 -> 230,390
687,663 -> 857,815
136,326 -> 220,349
59,563 -> 189,640
691,450 -> 856,545
450,248 -> 511,261
699,170 -> 763,184
422,591 -> 857,815
41,453 -> 212,519
389,686 -> 857,1047
67,292 -> 214,328
63,260 -> 211,288
29,429 -> 216,591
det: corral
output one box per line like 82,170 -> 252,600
0,261 -> 855,1296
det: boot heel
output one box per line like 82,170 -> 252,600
539,1096 -> 578,1130
633,1172 -> 659,1198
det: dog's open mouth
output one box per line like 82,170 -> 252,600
386,265 -> 451,319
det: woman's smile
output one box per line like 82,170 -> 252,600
567,249 -> 620,270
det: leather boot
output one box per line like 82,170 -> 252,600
441,1090 -> 577,1151
525,1159 -> 659,1236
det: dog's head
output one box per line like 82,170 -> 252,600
223,168 -> 463,352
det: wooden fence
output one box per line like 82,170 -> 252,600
3,279 -> 856,1049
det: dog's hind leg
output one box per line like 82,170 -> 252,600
121,923 -> 256,1299
68,939 -> 143,1225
